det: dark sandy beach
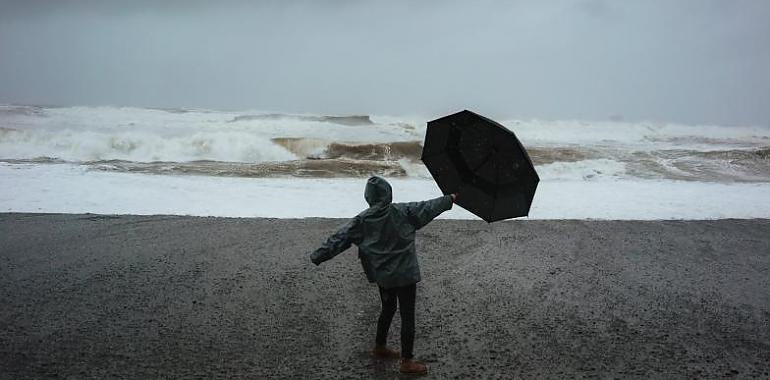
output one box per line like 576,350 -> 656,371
1,213 -> 769,379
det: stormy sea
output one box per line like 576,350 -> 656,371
2,104 -> 770,219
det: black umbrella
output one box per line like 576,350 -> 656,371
421,110 -> 539,222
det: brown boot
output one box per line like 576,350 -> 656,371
370,345 -> 400,359
400,358 -> 427,375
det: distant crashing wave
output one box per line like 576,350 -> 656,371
272,137 -> 423,161
1,158 -> 407,178
4,145 -> 770,182
146,107 -> 194,114
229,113 -> 374,126
0,104 -> 47,117
95,159 -> 407,178
700,147 -> 770,160
2,103 -> 770,182
272,138 -> 605,164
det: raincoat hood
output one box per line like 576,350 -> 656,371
364,176 -> 392,206
311,176 -> 453,288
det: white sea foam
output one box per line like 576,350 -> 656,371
504,119 -> 770,151
537,159 -> 628,181
2,163 -> 769,220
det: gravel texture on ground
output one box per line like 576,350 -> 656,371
1,213 -> 769,379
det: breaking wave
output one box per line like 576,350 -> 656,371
87,159 -> 408,178
1,104 -> 770,182
272,138 -> 423,161
230,113 -> 374,126
0,127 -> 297,163
0,104 -> 47,117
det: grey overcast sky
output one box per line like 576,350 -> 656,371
0,0 -> 768,125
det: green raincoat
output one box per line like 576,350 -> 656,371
310,176 -> 453,289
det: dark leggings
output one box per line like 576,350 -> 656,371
375,283 -> 416,359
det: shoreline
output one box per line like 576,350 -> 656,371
7,211 -> 770,221
1,213 -> 769,378
4,164 -> 770,220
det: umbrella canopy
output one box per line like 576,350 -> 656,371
421,110 -> 539,222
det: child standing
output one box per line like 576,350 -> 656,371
310,176 -> 456,375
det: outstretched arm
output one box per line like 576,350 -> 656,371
309,216 -> 362,265
403,193 -> 456,230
